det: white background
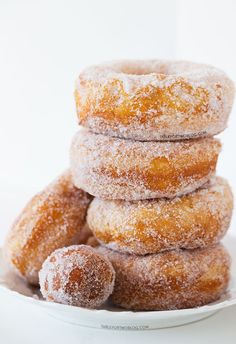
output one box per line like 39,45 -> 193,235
0,0 -> 236,239
0,1 -> 236,342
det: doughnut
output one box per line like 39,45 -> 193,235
98,244 -> 231,310
88,177 -> 233,255
4,171 -> 92,285
39,245 -> 115,308
75,60 -> 235,141
70,129 -> 221,200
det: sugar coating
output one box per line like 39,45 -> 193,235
4,170 -> 92,285
70,129 -> 221,200
98,244 -> 231,311
39,245 -> 115,308
88,177 -> 233,255
75,60 -> 235,141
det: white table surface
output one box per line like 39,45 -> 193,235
1,295 -> 236,344
1,188 -> 236,343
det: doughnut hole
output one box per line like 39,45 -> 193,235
39,245 -> 115,309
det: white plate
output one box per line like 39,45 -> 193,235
1,235 -> 236,330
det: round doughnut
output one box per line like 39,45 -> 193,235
4,171 -> 92,285
70,129 -> 221,200
98,244 -> 231,310
88,177 -> 233,255
39,245 -> 115,308
75,60 -> 235,141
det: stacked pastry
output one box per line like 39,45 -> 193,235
70,60 -> 235,310
4,60 -> 235,311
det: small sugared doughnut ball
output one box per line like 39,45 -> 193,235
98,244 -> 231,311
39,245 -> 115,308
4,171 -> 92,285
88,177 -> 233,254
75,60 -> 235,141
70,129 -> 221,200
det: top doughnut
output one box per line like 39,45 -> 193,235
75,60 -> 235,141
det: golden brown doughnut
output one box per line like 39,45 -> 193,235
39,245 -> 115,308
98,244 -> 231,311
88,177 -> 233,254
4,171 -> 92,285
75,60 -> 235,141
70,129 -> 221,200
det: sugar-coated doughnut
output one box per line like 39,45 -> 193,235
4,171 -> 92,285
75,60 -> 235,141
39,245 -> 115,308
70,129 -> 221,200
88,177 -> 233,255
98,244 -> 230,310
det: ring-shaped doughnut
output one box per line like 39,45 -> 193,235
88,177 -> 233,255
98,244 -> 230,310
75,60 -> 235,141
4,171 -> 92,285
70,129 -> 221,200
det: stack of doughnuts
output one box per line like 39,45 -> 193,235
71,60 -> 234,310
4,60 -> 235,311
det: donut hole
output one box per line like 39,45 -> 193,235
39,245 -> 115,308
117,64 -> 167,76
111,61 -> 205,77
